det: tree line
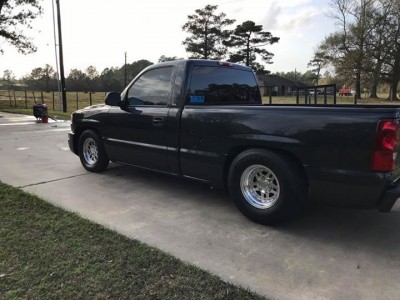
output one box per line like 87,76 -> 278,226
1,1 -> 399,99
0,60 -> 153,92
312,0 -> 400,100
0,61 -> 320,92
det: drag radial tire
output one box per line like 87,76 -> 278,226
78,129 -> 109,172
228,149 -> 306,225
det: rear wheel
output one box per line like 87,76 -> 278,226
78,130 -> 109,172
228,149 -> 306,225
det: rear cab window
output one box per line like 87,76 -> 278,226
187,65 -> 261,105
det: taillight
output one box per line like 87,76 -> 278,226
372,119 -> 400,172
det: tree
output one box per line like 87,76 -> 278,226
321,0 -> 400,101
301,70 -> 319,85
85,65 -> 100,91
100,67 -> 122,92
0,0 -> 43,54
158,55 -> 184,63
379,0 -> 400,101
67,69 -> 87,91
99,60 -> 153,92
307,51 -> 330,85
361,0 -> 392,98
124,59 -> 153,83
273,71 -> 297,82
182,4 -> 235,60
0,69 -> 16,89
85,65 -> 98,80
272,70 -> 315,85
307,58 -> 324,85
225,21 -> 279,72
317,0 -> 376,99
24,64 -> 57,91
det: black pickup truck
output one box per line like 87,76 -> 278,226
68,59 -> 400,224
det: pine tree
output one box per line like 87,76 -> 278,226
225,21 -> 279,72
182,5 -> 235,60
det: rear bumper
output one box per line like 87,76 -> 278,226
307,167 -> 400,210
378,183 -> 400,212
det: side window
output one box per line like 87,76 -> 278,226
127,67 -> 173,106
187,66 -> 261,105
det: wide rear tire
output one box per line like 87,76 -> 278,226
228,149 -> 307,225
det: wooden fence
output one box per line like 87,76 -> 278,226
0,90 -> 107,112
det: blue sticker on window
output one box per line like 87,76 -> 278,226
190,96 -> 205,103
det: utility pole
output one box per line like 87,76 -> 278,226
55,0 -> 67,112
51,0 -> 61,110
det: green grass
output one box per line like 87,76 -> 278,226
0,182 -> 264,300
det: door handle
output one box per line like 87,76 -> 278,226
153,117 -> 165,126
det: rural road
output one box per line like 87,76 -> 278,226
1,111 -> 400,300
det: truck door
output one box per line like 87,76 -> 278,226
104,66 -> 174,172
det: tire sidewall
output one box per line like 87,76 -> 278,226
78,130 -> 108,172
228,150 -> 302,224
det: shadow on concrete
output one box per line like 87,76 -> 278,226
102,164 -> 400,260
280,205 -> 400,260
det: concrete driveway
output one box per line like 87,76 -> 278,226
1,112 -> 400,300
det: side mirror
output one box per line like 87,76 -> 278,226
105,92 -> 122,106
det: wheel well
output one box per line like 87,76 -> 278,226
223,146 -> 309,193
73,126 -> 101,154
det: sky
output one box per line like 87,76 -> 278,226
0,0 -> 336,78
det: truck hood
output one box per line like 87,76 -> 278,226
71,104 -> 111,124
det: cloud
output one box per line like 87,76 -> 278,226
258,0 -> 324,30
277,7 -> 321,32
260,2 -> 282,29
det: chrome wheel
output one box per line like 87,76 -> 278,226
82,137 -> 98,166
240,164 -> 280,209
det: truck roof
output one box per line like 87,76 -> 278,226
153,59 -> 253,72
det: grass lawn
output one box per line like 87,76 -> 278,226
0,182 -> 264,299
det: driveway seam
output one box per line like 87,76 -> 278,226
17,165 -> 125,188
18,173 -> 89,188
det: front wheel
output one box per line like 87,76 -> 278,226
228,149 -> 307,225
78,130 -> 109,172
